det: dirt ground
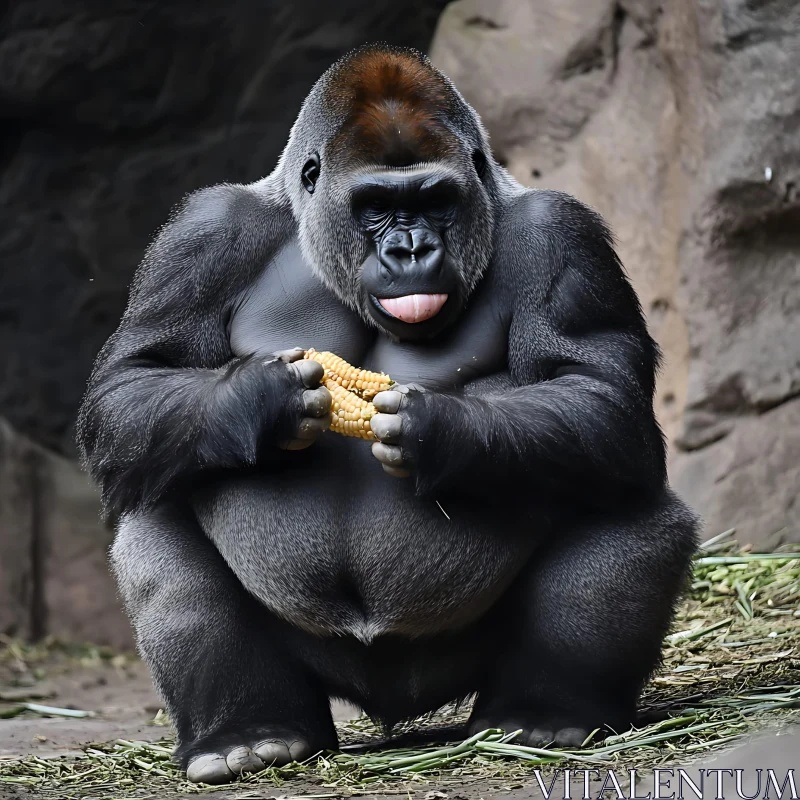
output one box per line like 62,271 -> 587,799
2,650 -> 798,800
0,655 -> 161,763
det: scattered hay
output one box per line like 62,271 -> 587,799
1,535 -> 798,797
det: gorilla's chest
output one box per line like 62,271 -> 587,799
210,244 -> 520,639
229,241 -> 368,361
229,243 -> 508,388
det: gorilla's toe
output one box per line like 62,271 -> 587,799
186,753 -> 234,785
469,717 -> 591,750
552,727 -> 589,748
254,735 -> 311,766
525,727 -> 555,747
526,726 -> 587,748
226,745 -> 266,774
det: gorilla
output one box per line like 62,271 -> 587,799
77,45 -> 699,784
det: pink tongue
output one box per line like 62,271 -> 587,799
378,294 -> 449,323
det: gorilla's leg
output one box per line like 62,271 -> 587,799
111,504 -> 337,784
469,491 -> 698,747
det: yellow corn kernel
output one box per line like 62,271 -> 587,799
325,381 -> 377,440
304,349 -> 393,400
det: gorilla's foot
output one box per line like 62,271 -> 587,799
181,725 -> 313,785
469,715 -> 589,749
468,702 -> 631,750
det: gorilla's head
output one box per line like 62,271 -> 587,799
279,45 -> 498,341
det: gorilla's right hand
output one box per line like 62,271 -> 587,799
273,348 -> 332,450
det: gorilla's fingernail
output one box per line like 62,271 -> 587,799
373,391 -> 402,413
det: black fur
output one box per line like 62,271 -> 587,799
77,45 -> 699,780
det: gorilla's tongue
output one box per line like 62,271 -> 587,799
378,294 -> 448,323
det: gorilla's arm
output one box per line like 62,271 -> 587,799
77,184 -> 308,517
376,193 -> 667,506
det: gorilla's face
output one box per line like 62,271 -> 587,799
296,151 -> 495,341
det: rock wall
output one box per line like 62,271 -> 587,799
432,0 -> 800,550
0,418 -> 128,647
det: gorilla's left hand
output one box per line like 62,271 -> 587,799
370,385 -> 428,478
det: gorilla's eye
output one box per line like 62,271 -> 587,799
472,149 -> 487,180
301,154 -> 321,194
369,198 -> 391,215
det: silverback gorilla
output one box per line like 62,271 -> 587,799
77,46 -> 699,784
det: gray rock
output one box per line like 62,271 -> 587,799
0,418 -> 38,639
0,417 -> 128,646
432,0 -> 800,546
672,398 -> 800,552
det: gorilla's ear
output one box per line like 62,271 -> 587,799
301,154 -> 321,194
472,150 -> 487,181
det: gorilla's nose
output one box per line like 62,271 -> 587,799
379,228 -> 444,278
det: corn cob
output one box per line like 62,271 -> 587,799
304,349 -> 393,400
303,349 -> 395,440
326,381 -> 378,440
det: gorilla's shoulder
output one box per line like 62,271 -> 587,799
166,181 -> 293,239
135,180 -> 295,298
492,187 -> 625,298
503,188 -> 615,249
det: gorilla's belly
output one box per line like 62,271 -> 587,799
193,441 -> 535,641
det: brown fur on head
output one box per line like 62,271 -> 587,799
326,49 -> 460,167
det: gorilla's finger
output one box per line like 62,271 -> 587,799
303,386 -> 332,417
287,739 -> 312,761
373,391 -> 403,414
370,413 -> 402,443
371,442 -> 405,467
273,347 -> 306,364
289,358 -> 324,388
382,464 -> 412,478
296,415 -> 331,439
